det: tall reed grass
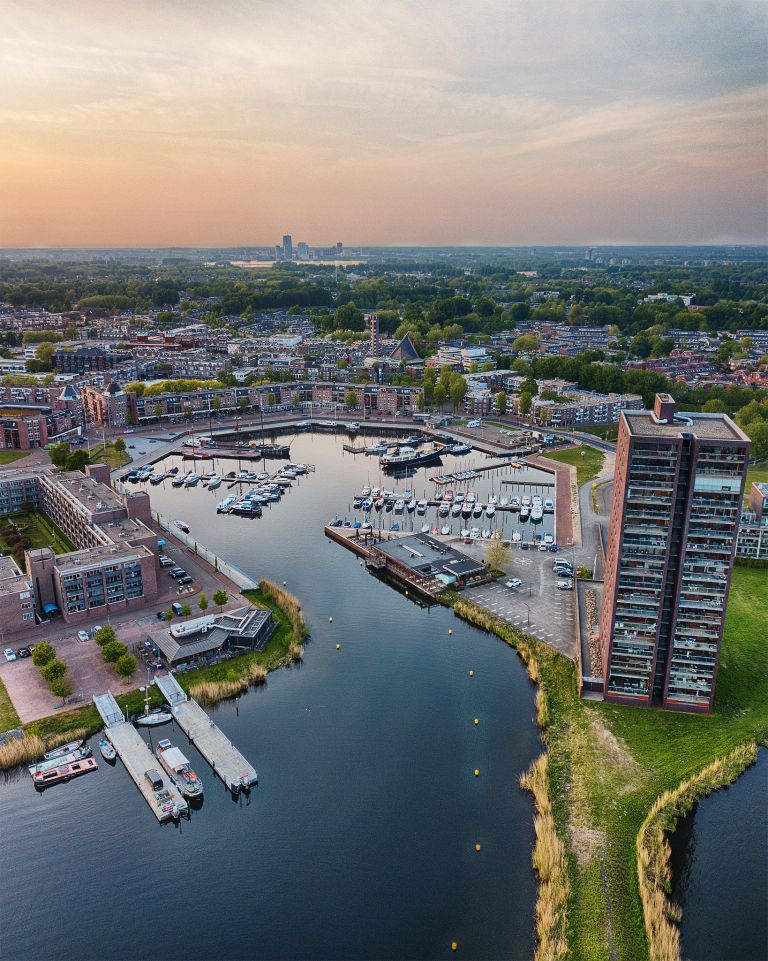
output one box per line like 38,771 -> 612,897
0,727 -> 88,771
259,579 -> 308,641
189,664 -> 267,707
520,754 -> 570,961
636,741 -> 757,961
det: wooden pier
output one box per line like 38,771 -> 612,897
155,674 -> 258,794
92,692 -> 188,822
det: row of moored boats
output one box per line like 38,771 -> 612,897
352,487 -> 553,521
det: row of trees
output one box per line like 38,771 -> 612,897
93,626 -> 136,677
422,367 -> 467,410
31,642 -> 73,698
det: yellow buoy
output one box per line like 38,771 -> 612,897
474,718 -> 479,726
448,629 -> 453,635
336,643 -> 341,650
475,843 -> 481,852
329,616 -> 333,623
474,769 -> 480,777
451,942 -> 458,953
405,590 -> 409,596
469,670 -> 474,677
283,580 -> 287,586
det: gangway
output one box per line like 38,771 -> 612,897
153,673 -> 188,707
93,691 -> 124,728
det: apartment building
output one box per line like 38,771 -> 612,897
53,346 -> 132,374
532,390 -> 642,428
599,394 -> 749,713
0,464 -> 159,625
0,555 -> 36,632
736,482 -> 768,561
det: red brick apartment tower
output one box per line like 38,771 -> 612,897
599,394 -> 749,713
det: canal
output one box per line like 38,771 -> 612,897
670,748 -> 768,961
0,433 -> 543,960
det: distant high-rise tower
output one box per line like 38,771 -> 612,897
369,313 -> 379,356
297,241 -> 309,260
600,394 -> 749,713
336,241 -> 343,258
585,248 -> 594,261
282,234 -> 293,261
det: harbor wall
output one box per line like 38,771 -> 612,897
154,512 -> 259,591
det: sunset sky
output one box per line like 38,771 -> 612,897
1,0 -> 766,247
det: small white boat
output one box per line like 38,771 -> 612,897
174,519 -> 190,533
544,499 -> 554,511
184,473 -> 200,487
416,500 -> 428,515
489,494 -> 498,506
473,504 -> 483,518
208,476 -> 222,490
44,739 -> 89,761
460,529 -> 470,538
512,531 -> 522,543
486,504 -> 496,518
470,527 -> 481,538
394,499 -> 405,514
421,523 -> 430,533
99,737 -> 116,761
136,709 -> 173,727
451,503 -> 462,516
482,528 -> 491,539
438,503 -> 450,517
440,525 -> 450,536
500,497 -> 509,507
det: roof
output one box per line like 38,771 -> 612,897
623,410 -> 748,442
375,534 -> 486,579
389,333 -> 421,363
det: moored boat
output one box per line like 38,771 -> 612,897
156,738 -> 203,799
30,755 -> 98,789
43,739 -> 90,762
174,519 -> 190,532
99,737 -> 116,761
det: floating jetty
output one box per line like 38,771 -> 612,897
155,674 -> 258,794
93,692 -> 188,822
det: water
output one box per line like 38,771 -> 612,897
0,434 -> 542,960
670,748 -> 768,961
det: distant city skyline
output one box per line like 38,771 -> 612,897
1,1 -> 766,247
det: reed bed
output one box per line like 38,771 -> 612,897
520,753 -> 570,961
189,664 -> 268,707
636,741 -> 757,961
259,579 -> 308,642
0,727 -> 88,771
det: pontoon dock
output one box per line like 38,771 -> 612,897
93,692 -> 188,822
154,674 -> 258,794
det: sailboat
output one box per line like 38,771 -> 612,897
135,676 -> 172,727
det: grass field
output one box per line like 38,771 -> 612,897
0,677 -> 20,731
545,445 -> 606,487
746,459 -> 768,491
0,450 -> 30,466
88,442 -> 131,470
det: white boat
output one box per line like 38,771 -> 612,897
489,494 -> 498,506
512,531 -> 522,542
521,494 -> 531,508
420,523 -> 430,533
438,503 -> 450,517
482,529 -> 491,539
416,500 -> 428,515
486,505 -> 496,518
544,533 -> 554,544
43,739 -> 90,761
407,498 -> 417,513
520,506 -> 530,522
361,486 -> 371,497
217,496 -> 237,513
440,525 -> 451,535
544,499 -> 554,511
451,503 -> 462,516
500,497 -> 509,507
184,473 -> 200,487
466,491 -> 477,504
174,519 -> 190,532
511,497 -> 520,510
136,708 -> 173,727
472,504 -> 483,518
394,499 -> 405,514
208,476 -> 222,490
460,529 -> 470,538
470,527 -> 481,538
99,737 -> 116,761
156,738 -> 203,799
531,505 -> 543,523
461,502 -> 473,517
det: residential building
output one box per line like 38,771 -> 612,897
531,390 -> 642,428
599,394 -> 749,712
53,346 -> 132,374
736,482 -> 768,560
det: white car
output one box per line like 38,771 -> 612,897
557,580 -> 573,591
467,419 -> 481,428
505,578 -> 522,589
77,630 -> 90,643
4,648 -> 16,662
538,543 -> 549,552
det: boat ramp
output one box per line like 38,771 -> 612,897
92,692 -> 188,822
154,674 -> 258,795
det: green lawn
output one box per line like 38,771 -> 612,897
545,444 -> 606,487
0,677 -> 20,731
574,424 -> 620,442
0,450 -> 30,466
88,442 -> 131,470
746,459 -> 768,490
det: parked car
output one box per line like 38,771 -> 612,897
505,578 -> 522,589
91,625 -> 103,638
177,575 -> 193,585
16,647 -> 31,658
557,580 -> 573,591
538,543 -> 548,552
158,556 -> 174,568
156,610 -> 167,620
467,419 -> 481,428
521,542 -> 529,551
168,568 -> 186,578
549,545 -> 558,552
4,648 -> 16,662
77,630 -> 90,643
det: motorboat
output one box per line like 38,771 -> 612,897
156,739 -> 203,799
31,755 -> 98,789
374,497 -> 384,511
257,472 -> 270,481
521,494 -> 531,508
361,486 -> 371,497
208,476 -> 222,490
531,505 -> 543,523
544,499 -> 554,512
451,502 -> 462,516
184,473 -> 200,487
361,521 -> 373,533
443,489 -> 453,502
407,498 -> 417,513
43,739 -> 90,762
470,527 -> 481,538
217,496 -> 237,513
149,472 -> 165,485
488,494 -> 498,506
500,496 -> 509,507
440,525 -> 450,535
353,497 -> 363,509
362,498 -> 373,511
461,502 -> 473,518
421,524 -> 430,534
366,442 -> 388,455
511,497 -> 520,510
472,503 -> 483,518
512,531 -> 522,542
136,708 -> 173,727
482,529 -> 491,539
416,500 -> 428,515
520,505 -> 530,522
174,519 -> 190,532
454,492 -> 465,503
380,447 -> 443,471
486,504 -> 496,518
385,499 -> 394,513
466,491 -> 477,504
168,466 -> 179,475
394,499 -> 405,514
171,474 -> 186,487
460,529 -> 470,538
99,737 -> 116,762
438,503 -> 450,517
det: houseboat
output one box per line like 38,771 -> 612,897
156,739 -> 203,800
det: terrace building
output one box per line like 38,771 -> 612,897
0,464 -> 160,625
599,394 -> 749,712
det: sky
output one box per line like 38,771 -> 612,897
0,0 -> 766,247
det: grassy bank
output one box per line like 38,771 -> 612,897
89,442 -> 131,470
0,581 -> 308,768
0,450 -> 30,466
0,676 -> 20,731
445,565 -> 768,961
545,445 -> 605,487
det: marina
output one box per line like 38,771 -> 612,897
93,691 -> 189,822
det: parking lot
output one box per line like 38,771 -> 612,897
463,545 -> 577,658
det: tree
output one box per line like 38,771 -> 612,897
154,402 -> 163,421
745,419 -> 768,461
94,625 -> 117,646
512,334 -> 539,354
433,383 -> 447,407
50,676 -> 73,699
267,392 -> 277,407
181,604 -> 191,616
40,658 -> 67,682
32,641 -> 56,666
519,391 -> 533,415
701,399 -> 730,414
113,437 -> 126,453
114,653 -> 137,677
345,390 -> 359,409
496,390 -> 507,415
485,539 -> 510,571
66,450 -> 91,472
198,592 -> 209,613
213,589 -> 228,611
165,608 -> 174,620
48,442 -> 71,470
102,641 -> 128,663
212,397 -> 222,417
183,406 -> 193,421
238,397 -> 248,413
450,376 -> 467,411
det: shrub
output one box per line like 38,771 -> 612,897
49,677 -> 73,698
213,589 -> 228,610
114,653 -> 136,677
94,625 -> 117,646
40,659 -> 67,683
31,642 -> 56,667
181,604 -> 191,616
102,641 -> 128,663
198,592 -> 208,612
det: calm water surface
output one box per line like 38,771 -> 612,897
0,435 -> 542,960
670,748 -> 768,961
